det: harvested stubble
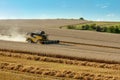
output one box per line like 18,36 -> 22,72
0,51 -> 120,70
0,62 -> 118,80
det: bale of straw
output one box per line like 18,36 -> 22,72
42,71 -> 51,75
33,56 -> 40,61
35,70 -> 42,74
73,74 -> 83,79
55,72 -> 65,77
21,66 -> 34,72
6,63 -> 15,70
0,63 -> 9,69
14,64 -> 23,70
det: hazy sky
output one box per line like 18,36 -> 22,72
0,0 -> 120,21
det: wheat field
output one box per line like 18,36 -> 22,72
0,19 -> 120,80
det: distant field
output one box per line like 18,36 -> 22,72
0,19 -> 88,29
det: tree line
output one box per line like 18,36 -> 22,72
67,24 -> 120,34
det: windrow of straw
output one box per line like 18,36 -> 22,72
0,62 -> 118,80
0,51 -> 120,70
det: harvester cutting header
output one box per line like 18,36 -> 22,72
26,31 -> 59,44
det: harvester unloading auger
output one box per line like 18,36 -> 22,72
26,31 -> 59,44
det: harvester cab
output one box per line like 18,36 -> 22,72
26,31 -> 59,44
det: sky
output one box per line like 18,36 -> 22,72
0,0 -> 120,21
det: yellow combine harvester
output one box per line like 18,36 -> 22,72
26,31 -> 59,44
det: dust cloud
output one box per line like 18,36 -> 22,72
0,27 -> 26,42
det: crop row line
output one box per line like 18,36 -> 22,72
60,41 -> 120,49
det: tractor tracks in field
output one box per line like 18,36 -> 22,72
60,41 -> 120,50
56,41 -> 120,55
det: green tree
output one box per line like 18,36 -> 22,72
82,25 -> 89,30
96,26 -> 102,32
79,17 -> 84,20
108,26 -> 115,33
103,27 -> 107,32
90,24 -> 97,30
114,26 -> 120,33
67,25 -> 75,29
